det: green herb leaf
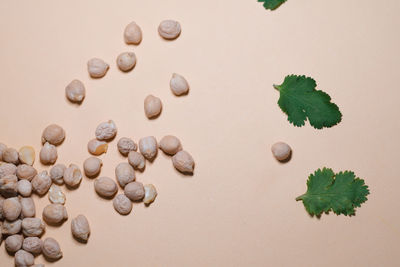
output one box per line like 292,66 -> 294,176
258,0 -> 287,10
296,168 -> 370,217
274,75 -> 342,129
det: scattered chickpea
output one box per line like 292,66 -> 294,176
158,20 -> 181,40
172,150 -> 195,174
18,146 -> 35,166
144,95 -> 162,119
17,179 -> 32,197
170,73 -> 189,96
15,249 -> 35,267
124,21 -> 142,45
41,124 -> 65,145
117,52 -> 136,72
16,164 -> 37,181
159,135 -> 182,155
39,142 -> 58,165
31,171 -> 52,196
143,184 -> 157,205
20,197 -> 36,218
63,164 -> 82,188
0,143 -> 6,161
128,151 -> 145,171
94,177 -> 118,198
49,164 -> 66,185
23,237 -> 42,255
271,142 -> 292,161
113,194 -> 132,215
115,162 -> 135,188
21,218 -> 45,237
117,137 -> 137,156
87,139 -> 108,155
0,162 -> 17,178
0,174 -> 18,197
83,157 -> 102,177
2,147 -> 19,164
139,136 -> 158,160
42,237 -> 62,261
87,58 -> 109,78
95,120 -> 117,141
124,181 -> 145,202
42,203 -> 68,225
3,197 -> 22,221
2,219 -> 22,235
65,79 -> 86,103
71,214 -> 90,242
48,185 -> 66,205
5,234 -> 24,253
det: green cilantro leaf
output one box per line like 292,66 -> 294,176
296,168 -> 370,217
258,0 -> 287,10
274,75 -> 342,129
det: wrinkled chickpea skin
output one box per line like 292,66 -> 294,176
71,214 -> 90,242
16,164 -> 37,181
23,237 -> 43,255
20,197 -> 36,218
95,120 -> 118,141
124,181 -> 145,202
22,218 -> 45,237
113,194 -> 132,215
15,249 -> 34,267
117,137 -> 137,156
31,171 -> 52,196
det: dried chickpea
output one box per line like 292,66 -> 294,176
3,197 -> 21,221
2,219 -> 22,235
3,147 -> 19,164
124,21 -> 142,45
22,218 -> 45,237
143,184 -> 157,205
271,142 -> 291,161
18,146 -> 35,166
39,142 -> 57,165
31,171 -> 52,196
170,73 -> 189,96
42,204 -> 68,225
15,249 -> 34,267
0,174 -> 18,197
42,237 -> 62,261
87,139 -> 108,155
158,20 -> 181,40
20,197 -> 36,218
113,194 -> 132,215
16,164 -> 37,181
5,234 -> 23,253
65,79 -> 86,103
139,136 -> 158,160
127,151 -> 145,171
172,150 -> 195,174
48,185 -> 66,205
0,162 -> 17,178
41,124 -> 65,145
95,120 -> 117,141
23,237 -> 42,255
115,162 -> 135,188
117,52 -> 136,72
159,135 -> 182,155
124,181 -> 145,202
63,164 -> 82,187
94,177 -> 117,198
83,157 -> 102,177
17,179 -> 32,197
71,214 -> 90,242
144,95 -> 162,119
49,164 -> 66,185
87,58 -> 109,78
117,137 -> 137,156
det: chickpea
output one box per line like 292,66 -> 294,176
65,79 -> 86,103
39,142 -> 58,165
63,164 -> 82,188
271,142 -> 292,161
49,164 -> 66,185
115,163 -> 135,188
143,184 -> 157,205
87,139 -> 108,155
31,171 -> 52,196
0,174 -> 18,197
42,237 -> 63,261
17,179 -> 32,197
83,157 -> 102,177
158,20 -> 181,40
124,21 -> 142,45
124,181 -> 145,202
117,137 -> 137,156
15,249 -> 34,267
23,237 -> 42,255
2,147 -> 19,164
41,124 -> 65,145
159,135 -> 182,155
113,194 -> 132,215
20,197 -> 36,218
42,204 -> 68,225
144,95 -> 162,119
94,177 -> 118,198
3,197 -> 21,221
18,146 -> 35,166
0,162 -> 17,178
5,234 -> 23,253
16,164 -> 37,181
71,214 -> 90,242
48,185 -> 66,205
21,218 -> 45,237
170,73 -> 189,96
116,52 -> 136,72
127,151 -> 145,171
2,219 -> 22,235
87,58 -> 109,78
172,150 -> 195,174
95,120 -> 117,141
139,136 -> 158,160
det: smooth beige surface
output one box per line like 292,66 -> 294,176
0,0 -> 399,266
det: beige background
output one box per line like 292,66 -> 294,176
0,0 -> 399,266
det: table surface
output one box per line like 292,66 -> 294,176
0,0 -> 399,266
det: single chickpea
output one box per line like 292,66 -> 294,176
42,237 -> 62,261
158,20 -> 181,39
2,147 -> 19,164
87,58 -> 109,78
139,136 -> 158,160
41,124 -> 65,145
39,142 -> 58,165
127,151 -> 145,171
94,177 -> 118,198
144,95 -> 162,119
42,204 -> 68,225
116,52 -> 136,72
21,218 -> 45,237
159,135 -> 182,155
124,21 -> 142,45
18,146 -> 35,166
271,142 -> 292,161
31,171 -> 52,196
71,214 -> 90,242
87,139 -> 108,155
115,162 -> 135,188
83,157 -> 102,177
124,181 -> 145,202
63,164 -> 82,188
49,164 -> 66,185
16,164 -> 37,181
170,73 -> 189,96
172,150 -> 195,174
113,194 -> 132,215
65,79 -> 86,103
117,137 -> 137,156
95,120 -> 117,141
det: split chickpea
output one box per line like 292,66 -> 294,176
143,184 -> 157,205
18,146 -> 35,166
87,139 -> 108,155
